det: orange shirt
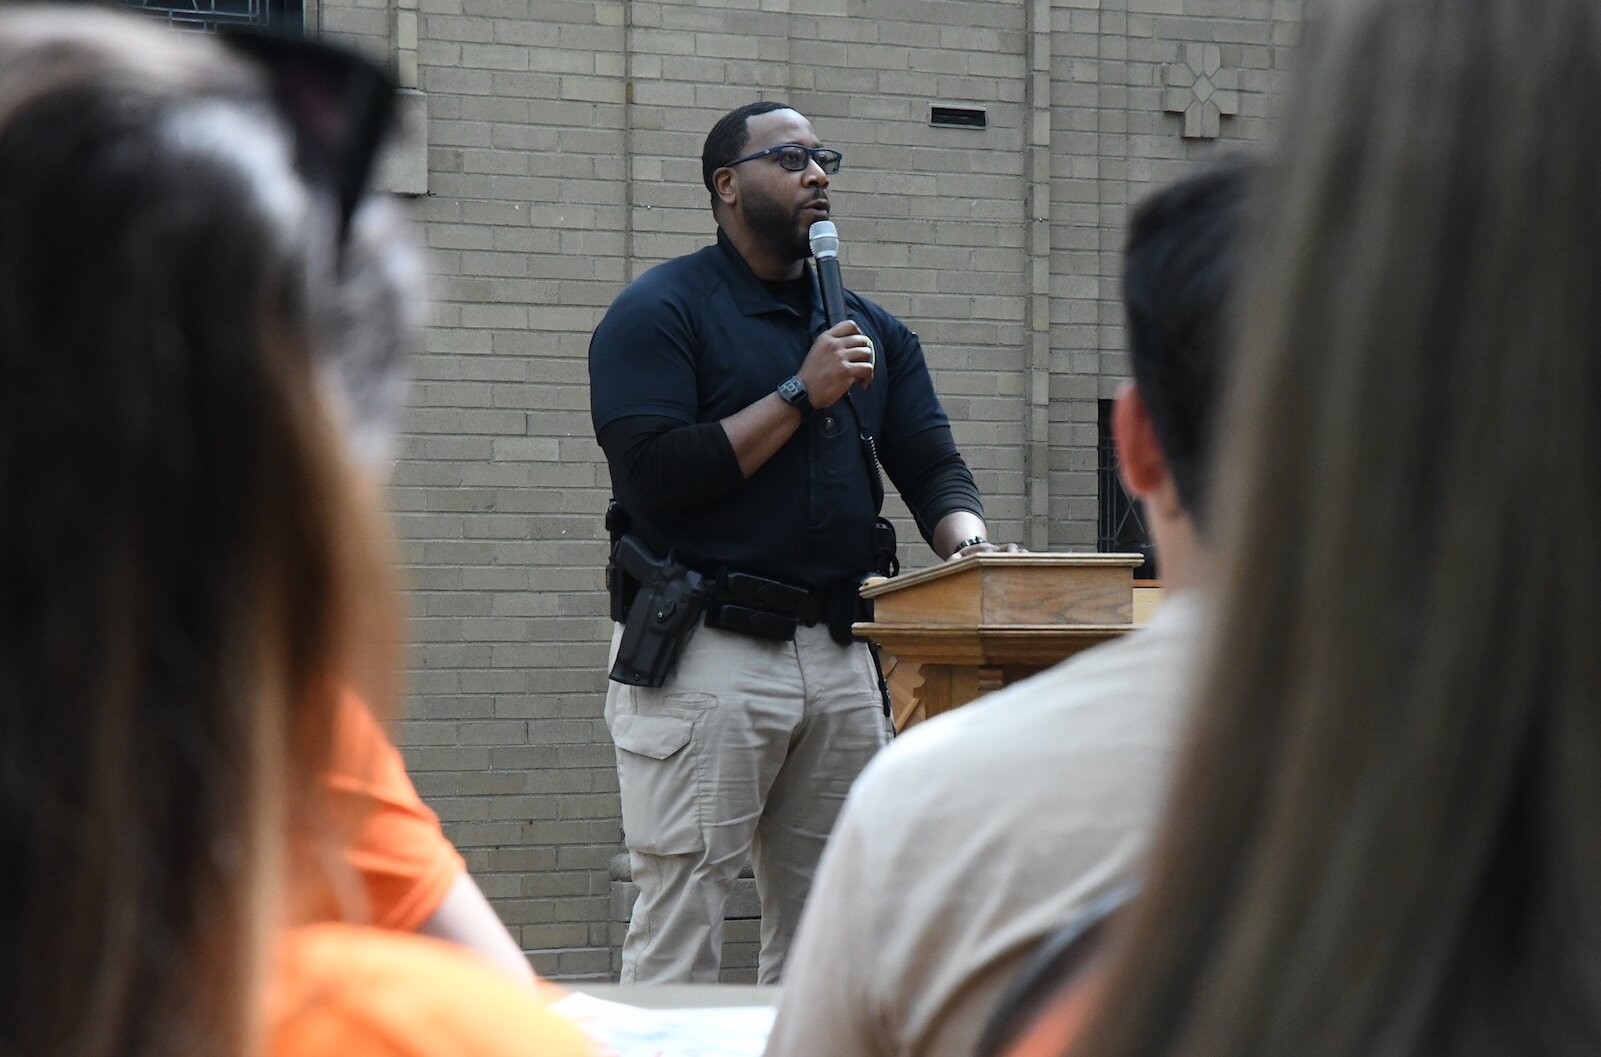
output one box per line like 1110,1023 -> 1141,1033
1000,976 -> 1101,1057
268,924 -> 591,1057
295,692 -> 465,931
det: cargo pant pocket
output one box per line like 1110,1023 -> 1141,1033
610,712 -> 705,855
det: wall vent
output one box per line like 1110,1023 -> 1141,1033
929,105 -> 987,129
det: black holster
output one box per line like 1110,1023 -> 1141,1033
604,500 -> 637,623
825,582 -> 874,646
872,516 -> 899,578
608,535 -> 708,687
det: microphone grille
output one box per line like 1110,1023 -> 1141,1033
809,220 -> 839,259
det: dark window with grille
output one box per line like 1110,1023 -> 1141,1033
1097,398 -> 1157,580
124,0 -> 302,33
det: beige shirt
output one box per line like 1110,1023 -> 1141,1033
763,593 -> 1204,1057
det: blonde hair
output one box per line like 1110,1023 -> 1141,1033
1066,0 -> 1601,1054
0,9 -> 403,1056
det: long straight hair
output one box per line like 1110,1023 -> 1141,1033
1066,0 -> 1601,1054
0,10 -> 401,1057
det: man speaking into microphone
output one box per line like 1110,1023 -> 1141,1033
588,100 -> 1014,984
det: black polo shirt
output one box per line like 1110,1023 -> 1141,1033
589,229 -> 951,588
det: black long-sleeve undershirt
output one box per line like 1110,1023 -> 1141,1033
597,414 -> 983,541
879,426 -> 984,545
597,415 -> 745,516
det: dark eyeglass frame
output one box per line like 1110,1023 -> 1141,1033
724,143 -> 844,175
218,28 -> 399,256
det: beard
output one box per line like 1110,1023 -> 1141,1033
742,186 -> 814,263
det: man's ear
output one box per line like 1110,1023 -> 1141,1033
714,167 -> 738,210
1112,384 -> 1173,505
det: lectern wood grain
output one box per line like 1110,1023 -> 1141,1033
856,553 -> 1144,730
862,552 -> 1139,626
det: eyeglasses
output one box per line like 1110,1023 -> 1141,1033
219,28 -> 398,256
724,143 -> 844,175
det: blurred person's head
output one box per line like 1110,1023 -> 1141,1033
0,7 -> 415,1057
1054,1 -> 1601,1055
1114,151 -> 1260,587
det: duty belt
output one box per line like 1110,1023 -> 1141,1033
704,571 -> 869,644
608,535 -> 870,647
606,533 -> 885,703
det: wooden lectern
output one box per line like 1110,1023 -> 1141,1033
854,552 -> 1145,731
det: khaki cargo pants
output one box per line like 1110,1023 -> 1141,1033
605,621 -> 887,984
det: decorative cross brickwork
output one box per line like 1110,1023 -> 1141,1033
1162,43 -> 1240,139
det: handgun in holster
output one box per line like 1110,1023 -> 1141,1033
608,535 -> 709,688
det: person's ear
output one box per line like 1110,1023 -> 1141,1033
1112,384 -> 1173,504
714,167 -> 738,210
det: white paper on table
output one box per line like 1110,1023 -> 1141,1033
552,991 -> 777,1057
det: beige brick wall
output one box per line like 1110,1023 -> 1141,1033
309,0 -> 1298,979
1047,0 -> 1299,537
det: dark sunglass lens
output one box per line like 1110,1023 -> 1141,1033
776,145 -> 808,171
222,30 -> 397,251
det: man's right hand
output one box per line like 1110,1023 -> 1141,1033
721,322 -> 875,479
797,321 -> 875,408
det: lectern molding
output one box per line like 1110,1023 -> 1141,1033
854,552 -> 1145,730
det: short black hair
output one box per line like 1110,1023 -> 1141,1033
701,100 -> 792,206
1122,150 -> 1262,527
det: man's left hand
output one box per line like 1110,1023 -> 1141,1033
948,540 -> 1025,561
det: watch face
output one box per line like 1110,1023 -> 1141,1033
780,377 -> 806,404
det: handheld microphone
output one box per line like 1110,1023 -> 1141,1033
809,220 -> 849,327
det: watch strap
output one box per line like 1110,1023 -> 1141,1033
777,375 -> 813,415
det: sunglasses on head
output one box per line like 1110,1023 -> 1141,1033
219,28 -> 398,254
724,142 -> 844,175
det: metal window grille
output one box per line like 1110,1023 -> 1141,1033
123,0 -> 302,33
1097,399 -> 1158,580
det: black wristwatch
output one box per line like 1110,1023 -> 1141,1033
776,375 -> 813,416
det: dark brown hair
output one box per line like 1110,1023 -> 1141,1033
1122,150 -> 1261,528
0,9 -> 402,1057
1062,0 -> 1601,1054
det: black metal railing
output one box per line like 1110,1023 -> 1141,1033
124,0 -> 302,33
1096,399 -> 1157,580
